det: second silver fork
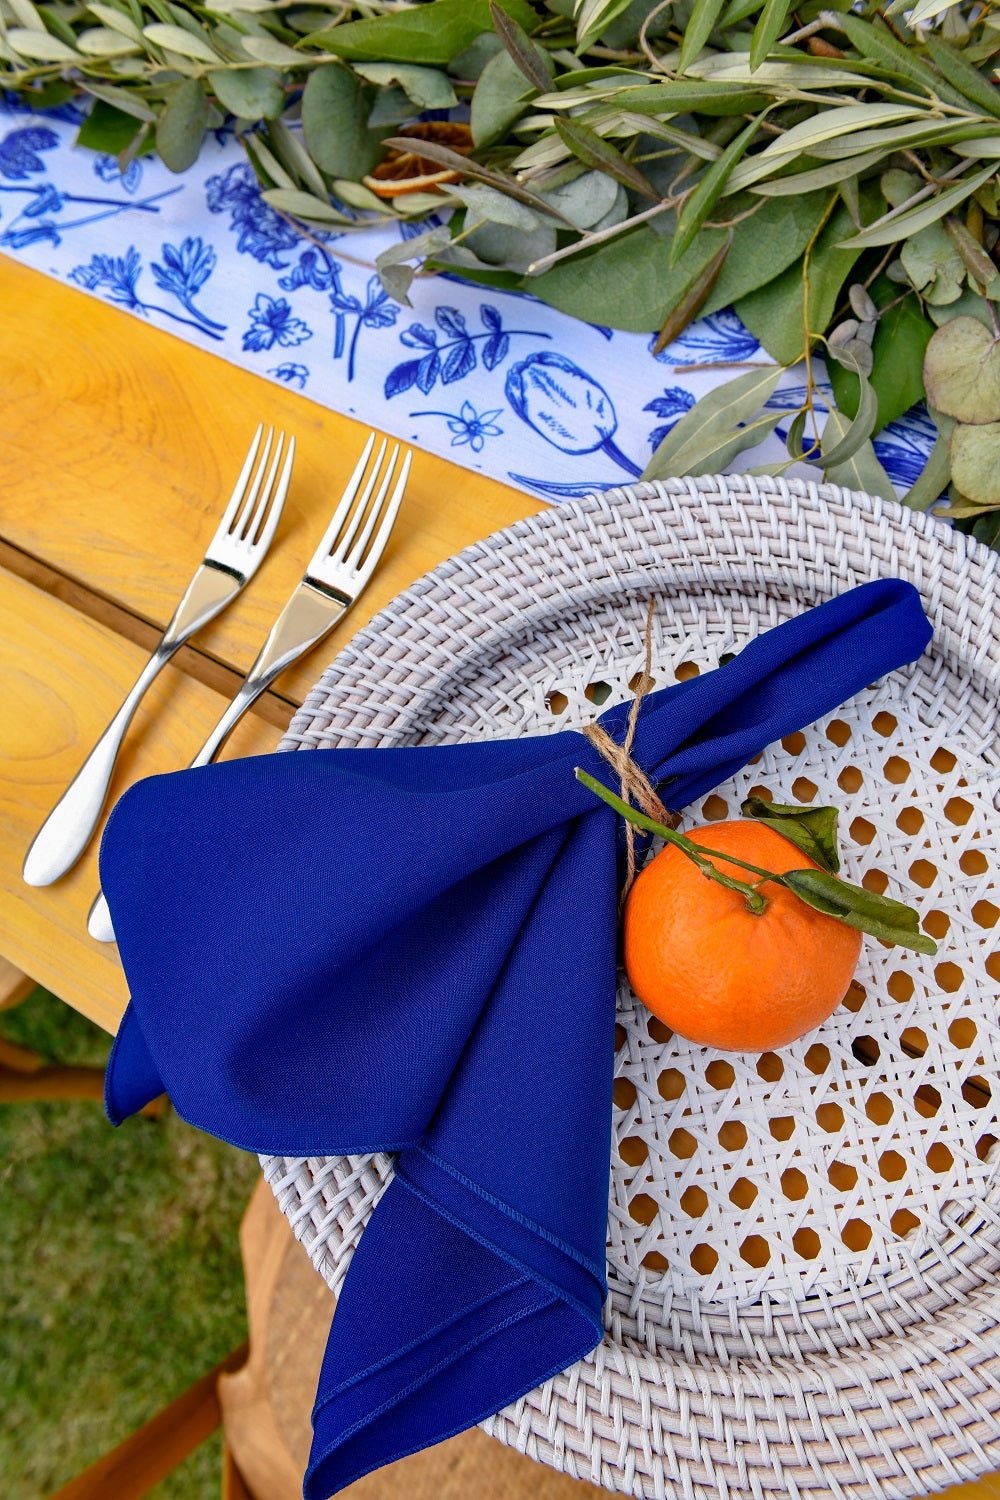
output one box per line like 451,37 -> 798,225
88,432 -> 411,943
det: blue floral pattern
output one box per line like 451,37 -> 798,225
243,292 -> 312,352
0,94 -> 938,503
411,401 -> 503,452
386,304 -> 548,399
205,161 -> 301,268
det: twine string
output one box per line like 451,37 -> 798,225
581,599 -> 679,902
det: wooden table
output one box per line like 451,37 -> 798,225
0,254 -> 539,1034
3,252 -> 999,1500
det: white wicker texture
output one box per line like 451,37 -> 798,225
260,476 -> 1000,1500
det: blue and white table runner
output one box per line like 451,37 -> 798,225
0,94 -> 935,501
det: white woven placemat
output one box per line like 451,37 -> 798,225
261,476 -> 1000,1500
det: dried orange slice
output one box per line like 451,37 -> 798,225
362,121 -> 473,199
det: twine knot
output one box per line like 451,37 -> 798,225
581,599 -> 679,903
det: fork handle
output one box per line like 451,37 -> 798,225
22,640 -> 178,887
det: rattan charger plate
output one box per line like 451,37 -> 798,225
262,476 -> 1000,1500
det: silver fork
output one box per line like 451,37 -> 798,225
87,432 -> 410,943
22,426 -> 294,889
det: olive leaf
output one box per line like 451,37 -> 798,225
488,0 -> 552,93
554,117 -> 659,201
820,408 -> 897,505
780,869 -> 937,954
653,234 -> 731,353
902,410 -> 954,512
669,113 -> 763,267
642,365 -> 788,478
741,797 -> 841,873
749,0 -> 792,73
678,0 -> 728,77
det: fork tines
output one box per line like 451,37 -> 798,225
214,425 -> 294,558
307,431 -> 411,594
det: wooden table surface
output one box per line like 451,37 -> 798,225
0,254 -> 539,1034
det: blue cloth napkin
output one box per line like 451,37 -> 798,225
102,578 -> 931,1498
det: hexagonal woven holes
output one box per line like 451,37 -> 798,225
524,625 -> 1000,1306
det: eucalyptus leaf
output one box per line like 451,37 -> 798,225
465,217 -> 557,272
780,867 -> 937,953
352,61 -> 458,110
449,181 -> 540,229
381,135 -> 575,225
923,315 -> 1000,423
829,284 -> 934,434
740,797 -> 840,873
944,215 -> 997,287
900,221 -> 965,305
302,62 -> 385,177
156,76 -> 208,172
539,168 -> 622,228
209,65 -> 284,120
820,408 -> 896,503
950,421 -> 1000,506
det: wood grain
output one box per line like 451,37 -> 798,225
0,564 -> 283,1033
0,258 -> 540,707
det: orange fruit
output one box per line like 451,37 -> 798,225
362,122 -> 473,198
623,821 -> 862,1052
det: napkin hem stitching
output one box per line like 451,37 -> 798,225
305,1300 -> 600,1497
415,1144 -> 608,1285
312,1276 -> 534,1410
397,1164 -> 604,1325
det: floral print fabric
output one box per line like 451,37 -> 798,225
0,97 -> 934,501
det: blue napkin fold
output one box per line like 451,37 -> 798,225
101,578 -> 931,1498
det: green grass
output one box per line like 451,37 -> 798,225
0,988 -> 261,1499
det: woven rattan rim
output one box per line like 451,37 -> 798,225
262,476 -> 1000,1500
